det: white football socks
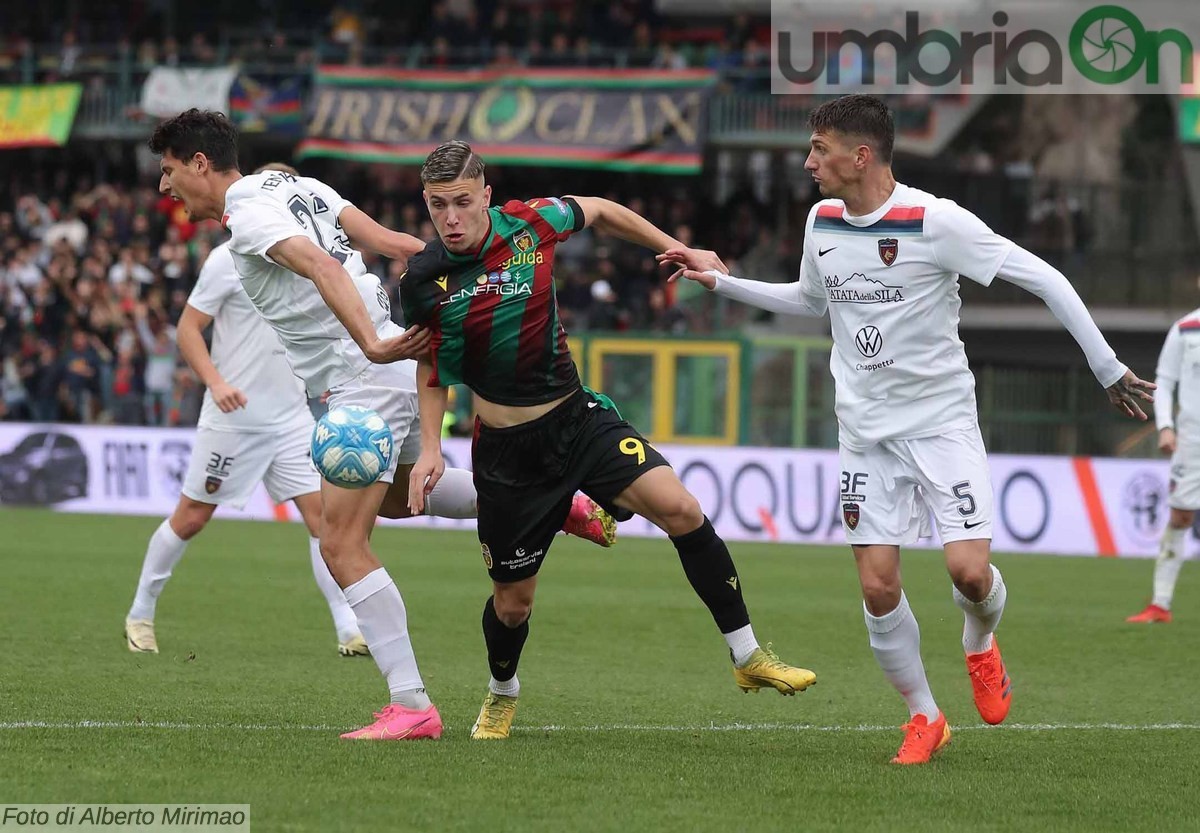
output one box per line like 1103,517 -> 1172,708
343,568 -> 430,710
953,564 -> 1007,655
725,624 -> 759,666
423,467 -> 478,519
1153,526 -> 1187,610
864,593 -> 939,721
127,519 -> 189,622
488,675 -> 520,697
308,537 -> 360,643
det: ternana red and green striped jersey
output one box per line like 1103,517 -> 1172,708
399,196 -> 586,406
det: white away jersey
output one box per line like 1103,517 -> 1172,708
187,243 -> 308,432
1154,308 -> 1200,449
800,183 -> 1013,449
222,171 -> 408,396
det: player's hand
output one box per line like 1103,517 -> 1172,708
407,449 -> 445,516
1106,369 -> 1156,420
664,268 -> 720,290
1159,427 -> 1177,456
365,324 -> 431,364
656,247 -> 728,284
210,380 -> 248,412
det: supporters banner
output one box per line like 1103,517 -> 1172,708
0,421 -> 1190,559
0,83 -> 82,148
230,75 -> 305,136
296,66 -> 716,173
140,67 -> 238,119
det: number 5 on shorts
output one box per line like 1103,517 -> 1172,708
619,438 -> 646,465
953,481 -> 977,517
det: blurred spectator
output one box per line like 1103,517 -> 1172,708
62,329 -> 102,421
108,247 -> 154,288
27,340 -> 62,423
133,303 -> 177,425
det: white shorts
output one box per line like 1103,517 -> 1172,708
1168,450 -> 1200,510
838,425 -> 994,546
183,413 -> 320,509
326,362 -> 422,485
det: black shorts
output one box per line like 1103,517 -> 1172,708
472,388 -> 669,582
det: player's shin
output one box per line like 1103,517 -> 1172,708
864,593 -> 939,720
1153,526 -> 1187,610
482,596 -> 528,696
127,519 -> 189,622
669,517 -> 757,662
343,568 -> 430,709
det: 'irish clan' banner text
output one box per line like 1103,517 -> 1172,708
298,67 -> 715,174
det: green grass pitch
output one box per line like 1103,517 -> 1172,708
1,508 -> 1198,832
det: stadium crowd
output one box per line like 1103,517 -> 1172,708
0,160 -> 792,426
1,0 -> 771,83
0,0 -> 790,426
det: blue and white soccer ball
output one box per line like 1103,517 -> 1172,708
311,405 -> 393,489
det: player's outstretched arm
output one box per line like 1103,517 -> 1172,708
266,235 -> 431,364
567,195 -> 683,253
337,205 -> 426,268
176,304 -> 246,412
407,357 -> 448,516
657,246 -> 828,317
992,245 -> 1154,419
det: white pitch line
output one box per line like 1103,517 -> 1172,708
1,720 -> 1198,733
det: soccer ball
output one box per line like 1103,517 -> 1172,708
311,405 -> 393,489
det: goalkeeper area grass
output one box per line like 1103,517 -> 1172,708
1,508 -> 1197,832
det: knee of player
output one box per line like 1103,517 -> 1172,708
859,575 -> 902,613
494,599 -> 532,628
171,508 -> 210,540
1169,509 -> 1194,530
660,492 -> 704,536
318,533 -> 358,565
948,560 -> 992,598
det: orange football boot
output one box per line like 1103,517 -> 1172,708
891,712 -> 951,765
1126,604 -> 1172,624
966,639 -> 1012,725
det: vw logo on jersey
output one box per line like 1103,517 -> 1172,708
878,238 -> 898,266
855,326 -> 883,358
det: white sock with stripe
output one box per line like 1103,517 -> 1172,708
864,593 -> 939,721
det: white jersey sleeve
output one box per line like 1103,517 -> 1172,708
925,201 -> 1013,287
709,205 -> 828,316
186,243 -> 239,317
1155,323 -> 1183,432
992,246 -> 1126,389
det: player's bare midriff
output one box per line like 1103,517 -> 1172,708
474,390 -> 574,429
